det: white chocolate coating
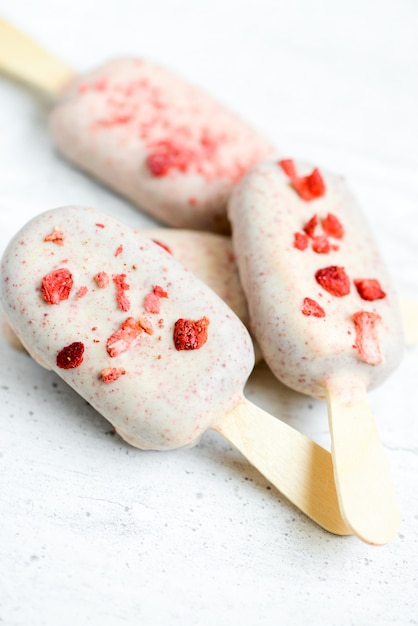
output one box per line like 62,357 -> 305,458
228,160 -> 404,400
50,58 -> 276,232
1,206 -> 254,449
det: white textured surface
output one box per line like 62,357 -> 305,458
0,1 -> 417,625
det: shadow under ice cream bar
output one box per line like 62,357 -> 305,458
228,159 -> 404,545
0,19 -> 275,232
1,205 -> 352,536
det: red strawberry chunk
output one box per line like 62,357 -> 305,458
352,311 -> 383,365
354,279 -> 386,301
301,298 -> 326,318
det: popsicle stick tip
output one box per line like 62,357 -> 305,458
327,389 -> 400,545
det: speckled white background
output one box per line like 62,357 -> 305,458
0,1 -> 417,625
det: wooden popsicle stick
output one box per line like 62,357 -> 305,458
214,399 -> 352,536
0,18 -> 75,96
326,379 -> 400,545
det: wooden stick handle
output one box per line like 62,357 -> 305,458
326,381 -> 400,545
0,18 -> 75,96
214,398 -> 351,536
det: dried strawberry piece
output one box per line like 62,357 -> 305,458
143,131 -> 221,179
144,293 -> 160,314
153,285 -> 168,298
101,367 -> 126,383
279,160 -> 326,201
152,239 -> 173,255
301,297 -> 326,318
44,228 -> 65,246
115,244 -> 123,257
278,159 -> 297,178
315,266 -> 350,297
352,311 -> 383,365
106,317 -> 144,357
173,317 -> 210,350
146,143 -> 181,177
147,152 -> 172,177
292,169 -> 326,201
144,285 -> 169,314
354,279 -> 386,301
311,235 -> 331,254
113,274 -> 130,312
322,213 -> 344,239
41,268 -> 73,305
146,141 -> 194,177
138,317 -> 154,335
96,223 -> 105,228
56,342 -> 85,369
94,271 -> 110,288
76,286 -> 88,299
303,214 -> 318,238
293,232 -> 309,250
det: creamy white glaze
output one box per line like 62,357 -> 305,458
228,160 -> 404,400
1,206 -> 254,449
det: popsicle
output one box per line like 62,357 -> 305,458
228,159 -> 404,545
0,19 -> 275,232
0,204 -> 352,535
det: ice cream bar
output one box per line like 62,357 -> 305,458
0,20 -> 276,232
1,206 -> 254,449
0,205 -> 351,535
228,159 -> 404,544
49,58 -> 276,232
228,160 -> 404,398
